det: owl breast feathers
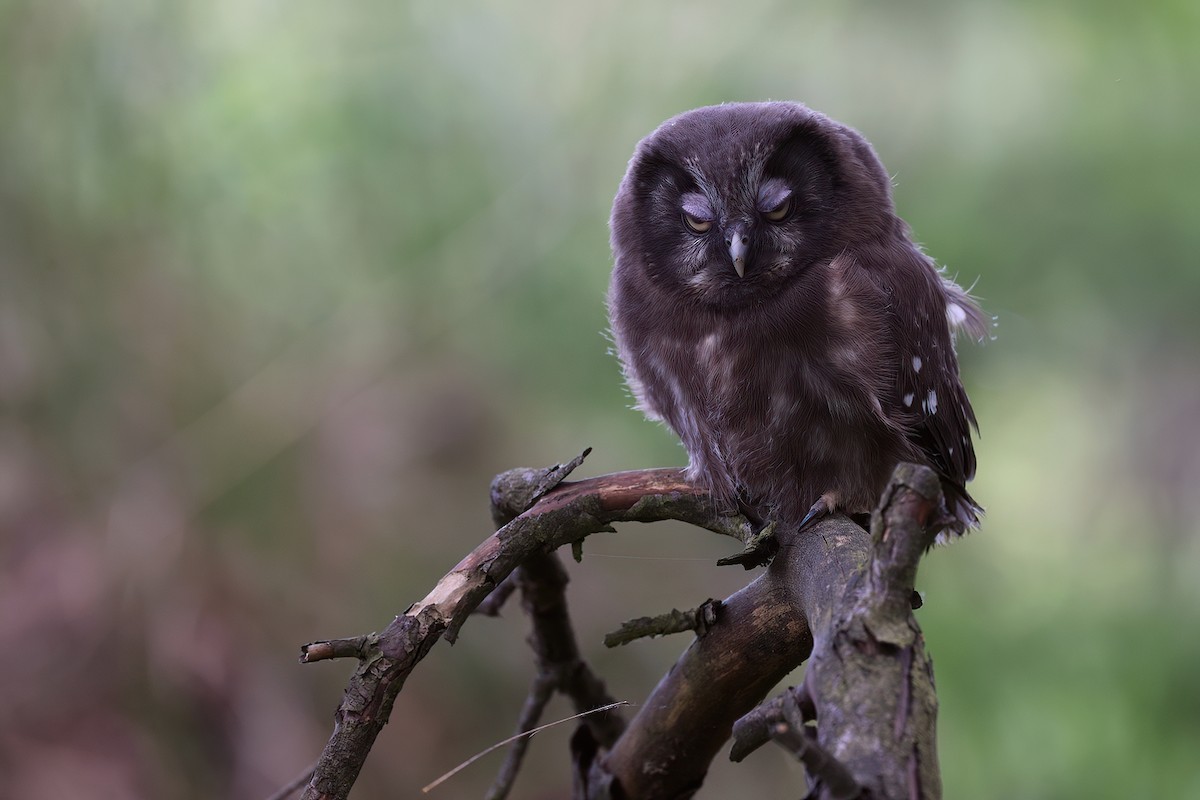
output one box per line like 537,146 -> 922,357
607,101 -> 986,536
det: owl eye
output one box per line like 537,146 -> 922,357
763,196 -> 793,223
682,212 -> 713,234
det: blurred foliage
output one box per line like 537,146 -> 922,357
1,1 -> 1198,798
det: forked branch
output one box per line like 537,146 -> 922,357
290,454 -> 947,800
295,453 -> 753,800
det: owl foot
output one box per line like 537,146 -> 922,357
798,494 -> 836,533
716,521 -> 779,570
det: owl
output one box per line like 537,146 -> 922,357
607,102 -> 986,538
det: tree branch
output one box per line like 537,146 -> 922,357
291,455 -> 948,800
587,517 -> 856,798
296,455 -> 751,800
798,462 -> 945,800
483,672 -> 556,800
729,463 -> 946,800
299,636 -> 376,664
603,599 -> 721,648
480,550 -> 626,800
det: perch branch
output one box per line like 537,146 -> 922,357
730,462 -> 946,800
292,451 -> 949,800
799,462 -> 945,800
587,516 -> 860,798
590,464 -> 946,799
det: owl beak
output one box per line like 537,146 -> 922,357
727,231 -> 749,278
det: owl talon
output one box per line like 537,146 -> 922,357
798,496 -> 833,533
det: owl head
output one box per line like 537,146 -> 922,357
611,102 -> 901,308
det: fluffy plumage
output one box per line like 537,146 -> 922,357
607,101 -> 985,536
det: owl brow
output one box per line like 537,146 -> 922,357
681,158 -> 718,201
735,145 -> 770,204
731,148 -> 770,208
682,153 -> 762,212
744,143 -> 770,179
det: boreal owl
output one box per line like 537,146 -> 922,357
607,102 -> 986,537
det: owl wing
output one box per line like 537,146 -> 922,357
871,243 -> 987,527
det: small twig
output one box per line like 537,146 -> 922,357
779,692 -> 861,800
502,538 -> 625,753
729,692 -> 787,762
526,448 -> 593,506
484,673 -> 557,800
488,448 -> 593,526
263,760 -> 317,800
715,521 -> 778,568
732,690 -> 861,799
421,701 -> 631,794
603,599 -> 722,647
299,634 -> 376,664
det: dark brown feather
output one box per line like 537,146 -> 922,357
608,102 -> 983,536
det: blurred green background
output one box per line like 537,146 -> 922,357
2,1 -> 1198,798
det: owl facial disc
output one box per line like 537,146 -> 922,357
727,228 -> 749,277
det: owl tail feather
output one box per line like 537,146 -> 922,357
933,478 -> 984,546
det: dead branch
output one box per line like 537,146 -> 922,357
730,689 -> 862,799
603,599 -> 722,648
483,672 -> 555,800
730,463 -> 946,800
482,550 -> 625,800
585,515 -> 858,798
798,463 -> 945,799
290,454 -> 949,800
299,636 -> 376,664
295,453 -> 753,800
